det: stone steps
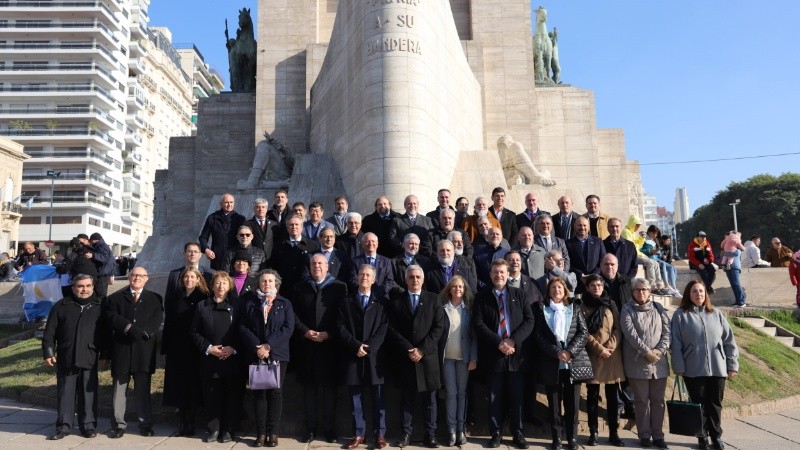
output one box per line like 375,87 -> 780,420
740,316 -> 800,353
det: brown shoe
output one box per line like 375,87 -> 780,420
254,434 -> 266,447
266,434 -> 279,447
346,436 -> 366,449
376,435 -> 388,449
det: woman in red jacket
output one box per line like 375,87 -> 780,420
687,231 -> 717,294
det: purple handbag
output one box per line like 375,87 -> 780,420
247,360 -> 281,390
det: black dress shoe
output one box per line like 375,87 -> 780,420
424,433 -> 439,448
47,431 -> 68,440
512,432 -> 529,449
488,434 -> 502,448
587,432 -> 598,446
266,434 -> 279,447
456,432 -> 467,446
710,437 -> 725,450
566,439 -> 579,450
697,438 -> 709,449
652,439 -> 668,449
550,441 -> 562,450
639,438 -> 652,448
325,430 -> 338,443
109,428 -> 124,439
254,434 -> 267,447
140,427 -> 154,437
219,431 -> 233,443
396,433 -> 412,448
447,432 -> 457,447
83,430 -> 97,438
204,431 -> 219,443
302,432 -> 316,443
609,433 -> 625,447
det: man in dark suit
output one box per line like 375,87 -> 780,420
245,197 -> 275,264
327,195 -> 350,236
362,196 -> 400,258
198,193 -> 246,271
533,214 -> 570,272
515,192 -> 550,230
472,260 -> 535,449
315,226 -> 353,284
266,189 -> 290,227
42,274 -> 106,440
504,251 -> 542,304
565,217 -> 607,288
488,187 -> 519,246
387,265 -> 444,448
270,215 -> 320,295
603,218 -> 639,280
335,212 -> 366,261
351,233 -> 396,293
338,265 -> 389,449
104,267 -> 163,438
424,240 -> 477,294
292,254 -> 348,444
425,188 -> 455,228
225,225 -> 267,275
392,233 -> 432,290
552,195 -> 582,241
474,228 -> 510,290
426,209 -> 474,259
165,242 -> 213,302
514,227 -> 546,280
389,195 -> 435,256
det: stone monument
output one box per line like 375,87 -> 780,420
138,2 -> 644,272
225,8 -> 257,93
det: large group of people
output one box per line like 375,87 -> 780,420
41,188 -> 749,450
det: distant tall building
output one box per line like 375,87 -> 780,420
674,187 -> 691,224
173,43 -> 224,135
0,0 -> 198,254
642,193 -> 658,226
655,206 -> 674,236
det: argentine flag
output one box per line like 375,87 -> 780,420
19,265 -> 62,322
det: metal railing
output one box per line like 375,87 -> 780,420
23,148 -> 117,166
22,171 -> 113,186
1,202 -> 22,214
0,84 -> 116,103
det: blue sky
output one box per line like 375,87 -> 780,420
150,0 -> 800,213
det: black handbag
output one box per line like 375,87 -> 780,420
569,363 -> 594,383
666,376 -> 704,437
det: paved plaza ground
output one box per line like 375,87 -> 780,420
0,397 -> 798,450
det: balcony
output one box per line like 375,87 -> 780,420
25,195 -> 112,211
1,201 -> 22,216
0,19 -> 120,45
6,128 -> 122,151
24,147 -> 119,170
0,42 -> 118,65
0,84 -> 119,108
0,105 -> 122,129
123,149 -> 142,163
0,1 -> 118,20
22,171 -> 114,188
0,63 -> 119,89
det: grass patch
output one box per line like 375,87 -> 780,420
0,338 -> 57,395
762,310 -> 800,336
727,317 -> 800,403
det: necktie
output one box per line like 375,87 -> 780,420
543,236 -> 550,251
444,265 -> 453,282
368,256 -> 375,267
562,215 -> 570,238
526,210 -> 533,221
411,294 -> 419,313
133,291 -> 139,303
259,219 -> 265,231
497,293 -> 508,338
291,240 -> 297,248
361,295 -> 369,310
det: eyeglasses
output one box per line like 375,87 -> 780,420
130,274 -> 148,279
185,250 -> 201,254
633,288 -> 650,292
238,233 -> 252,237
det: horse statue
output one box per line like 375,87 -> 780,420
225,8 -> 257,93
533,6 -> 554,86
237,132 -> 295,190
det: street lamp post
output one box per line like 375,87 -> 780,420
729,199 -> 741,232
46,170 -> 61,250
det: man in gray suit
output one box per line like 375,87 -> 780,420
389,195 -> 435,256
533,214 -> 570,272
514,226 -> 546,280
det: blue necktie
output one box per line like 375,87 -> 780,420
361,295 -> 369,310
411,294 -> 418,312
368,256 -> 375,267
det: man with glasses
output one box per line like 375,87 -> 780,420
336,212 -> 366,260
199,193 -> 246,271
765,237 -> 793,267
225,225 -> 266,275
536,250 -> 577,296
245,198 -> 275,263
164,242 -> 213,306
104,267 -> 163,438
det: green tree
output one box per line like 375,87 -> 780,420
675,173 -> 800,257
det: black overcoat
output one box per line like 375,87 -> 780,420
104,288 -> 163,375
532,299 -> 591,385
472,286 -> 534,373
162,288 -> 205,407
337,288 -> 389,385
42,294 -> 105,370
238,293 -> 295,363
191,297 -> 242,378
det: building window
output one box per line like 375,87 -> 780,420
122,227 -> 131,235
45,216 -> 82,224
20,217 -> 41,224
89,217 -> 101,226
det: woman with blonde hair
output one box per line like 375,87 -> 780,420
439,275 -> 477,446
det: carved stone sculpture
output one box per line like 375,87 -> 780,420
497,135 -> 556,187
236,132 -> 295,190
225,8 -> 257,93
549,27 -> 561,85
533,6 -> 555,86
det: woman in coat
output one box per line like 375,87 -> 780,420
162,267 -> 208,436
191,271 -> 243,443
670,280 -> 739,450
230,250 -> 259,300
533,277 -> 590,450
439,275 -> 477,447
239,269 -> 295,448
620,278 -> 670,450
580,275 -> 625,447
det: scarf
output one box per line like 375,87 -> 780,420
583,293 -> 614,334
548,300 -> 566,343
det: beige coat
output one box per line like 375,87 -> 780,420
582,301 -> 626,384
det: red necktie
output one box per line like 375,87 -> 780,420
497,293 -> 508,339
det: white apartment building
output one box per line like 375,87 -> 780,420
173,42 -> 224,135
642,192 -> 658,228
0,0 -> 193,255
